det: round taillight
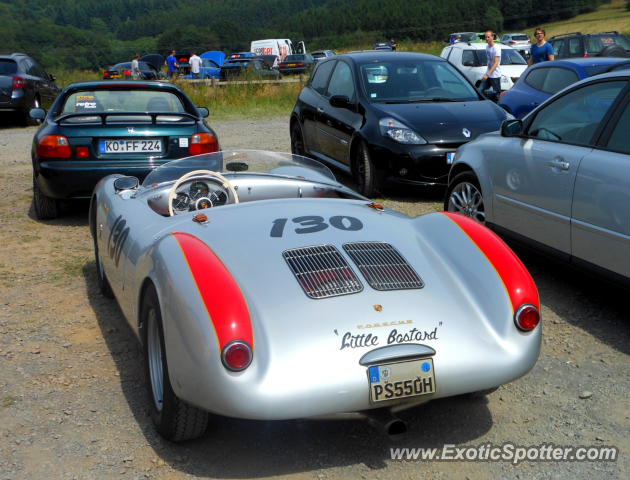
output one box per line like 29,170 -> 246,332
221,341 -> 253,371
514,304 -> 540,331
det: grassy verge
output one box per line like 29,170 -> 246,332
174,79 -> 307,120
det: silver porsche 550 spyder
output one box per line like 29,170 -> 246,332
90,150 -> 541,441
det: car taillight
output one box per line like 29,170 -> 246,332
583,53 -> 589,58
189,133 -> 218,155
514,304 -> 540,331
221,341 -> 253,371
76,146 -> 89,158
508,41 -> 516,44
12,76 -> 27,89
296,62 -> 305,67
123,70 -> 131,76
37,135 -> 71,159
103,71 -> 110,77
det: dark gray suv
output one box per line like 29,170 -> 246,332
549,31 -> 630,59
0,53 -> 60,124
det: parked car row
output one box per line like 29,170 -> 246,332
17,43 -> 630,447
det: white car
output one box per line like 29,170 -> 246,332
440,42 -> 528,92
501,33 -> 532,57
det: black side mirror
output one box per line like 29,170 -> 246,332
114,176 -> 139,192
30,108 -> 46,120
196,106 -> 209,118
501,119 -> 523,137
329,95 -> 353,109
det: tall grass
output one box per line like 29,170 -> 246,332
175,79 -> 307,120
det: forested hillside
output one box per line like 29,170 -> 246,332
0,0 -> 609,69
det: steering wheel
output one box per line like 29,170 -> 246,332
167,169 -> 239,216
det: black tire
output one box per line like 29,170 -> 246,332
598,45 -> 630,58
290,121 -> 306,156
443,171 -> 486,224
354,141 -> 381,198
33,175 -> 59,220
142,286 -> 209,442
23,96 -> 42,126
91,201 -> 114,299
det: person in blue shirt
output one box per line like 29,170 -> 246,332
529,28 -> 555,64
165,50 -> 179,79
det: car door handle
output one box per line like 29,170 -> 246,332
548,158 -> 570,170
317,107 -> 324,113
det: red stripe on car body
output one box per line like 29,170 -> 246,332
442,212 -> 540,312
172,232 -> 254,349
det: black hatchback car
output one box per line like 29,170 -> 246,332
0,53 -> 60,124
290,52 -> 510,196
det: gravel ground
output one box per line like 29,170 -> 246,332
0,116 -> 628,480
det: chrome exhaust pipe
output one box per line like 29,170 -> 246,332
365,409 -> 407,439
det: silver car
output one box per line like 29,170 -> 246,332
91,150 -> 541,442
445,71 -> 630,282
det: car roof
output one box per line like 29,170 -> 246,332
530,57 -> 630,68
63,81 -> 182,93
338,51 -> 441,63
448,42 -> 512,50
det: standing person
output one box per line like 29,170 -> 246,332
165,50 -> 179,79
189,51 -> 202,79
131,54 -> 141,80
529,27 -> 555,65
389,38 -> 398,51
480,30 -> 502,102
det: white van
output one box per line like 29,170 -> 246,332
250,39 -> 306,61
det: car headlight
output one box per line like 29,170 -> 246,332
379,117 -> 427,144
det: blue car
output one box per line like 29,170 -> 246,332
183,51 -> 226,79
499,57 -> 630,118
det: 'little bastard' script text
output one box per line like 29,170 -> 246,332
339,327 -> 439,350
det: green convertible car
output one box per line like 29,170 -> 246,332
30,80 -> 219,219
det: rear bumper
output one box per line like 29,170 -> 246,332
35,159 -> 172,199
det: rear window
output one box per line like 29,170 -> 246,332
0,60 -> 17,75
312,52 -> 326,58
61,89 -> 186,114
285,55 -> 305,61
511,35 -> 530,41
525,67 -> 578,94
587,34 -> 630,54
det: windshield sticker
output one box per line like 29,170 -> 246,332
76,95 -> 97,109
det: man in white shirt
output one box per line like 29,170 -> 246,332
131,54 -> 141,80
189,51 -> 202,80
480,30 -> 501,101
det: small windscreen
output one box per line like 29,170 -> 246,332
61,89 -> 186,114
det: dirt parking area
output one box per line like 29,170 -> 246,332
0,117 -> 628,480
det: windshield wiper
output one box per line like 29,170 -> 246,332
408,98 -> 464,103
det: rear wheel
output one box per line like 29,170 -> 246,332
33,175 -> 59,220
142,286 -> 209,442
354,141 -> 381,198
598,45 -> 629,58
444,172 -> 486,224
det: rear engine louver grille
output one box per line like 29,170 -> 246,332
343,242 -> 424,291
283,245 -> 363,299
